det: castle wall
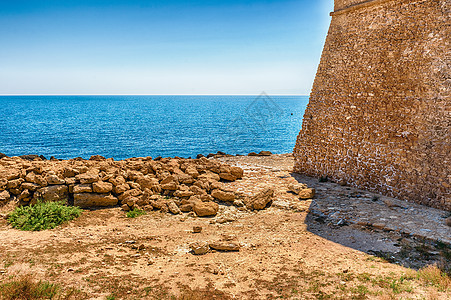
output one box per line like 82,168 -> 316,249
294,0 -> 450,210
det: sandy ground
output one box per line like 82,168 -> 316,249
0,154 -> 450,299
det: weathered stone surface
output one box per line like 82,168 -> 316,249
75,173 -> 99,184
73,184 -> 93,194
74,193 -> 118,208
293,0 -> 451,211
35,185 -> 68,202
445,217 -> 451,227
287,183 -> 308,195
258,151 -> 272,156
0,190 -> 10,202
21,182 -> 40,191
114,183 -> 130,194
211,189 -> 235,202
46,175 -> 65,185
190,241 -> 210,255
298,188 -> 315,200
209,241 -> 240,252
249,188 -> 274,210
230,167 -> 244,180
193,201 -> 219,217
167,200 -> 181,215
92,181 -> 113,193
7,179 -> 24,189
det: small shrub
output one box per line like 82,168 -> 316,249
7,201 -> 82,231
126,208 -> 146,218
0,276 -> 59,300
418,265 -> 451,291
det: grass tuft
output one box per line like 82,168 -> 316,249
7,200 -> 82,231
417,265 -> 451,291
126,208 -> 146,218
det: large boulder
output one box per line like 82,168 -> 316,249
35,185 -> 69,202
74,193 -> 118,208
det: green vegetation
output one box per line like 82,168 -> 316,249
0,276 -> 80,300
126,208 -> 146,218
7,201 -> 82,231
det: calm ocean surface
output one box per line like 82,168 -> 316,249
0,95 -> 308,160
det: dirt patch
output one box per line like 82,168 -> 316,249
0,154 -> 450,299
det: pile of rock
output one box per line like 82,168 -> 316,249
0,155 -> 249,217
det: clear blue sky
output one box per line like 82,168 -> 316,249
0,0 -> 333,95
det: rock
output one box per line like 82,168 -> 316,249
233,200 -> 244,207
92,181 -> 113,193
46,175 -> 65,185
219,172 -> 236,181
117,189 -> 142,201
21,182 -> 40,191
211,189 -> 235,202
193,201 -> 219,217
230,167 -> 244,179
19,155 -> 40,161
249,188 -> 274,210
190,241 -> 210,255
76,173 -> 99,184
89,155 -> 106,161
298,188 -> 315,200
0,153 -> 7,159
7,178 -> 24,189
167,200 -> 181,215
248,152 -> 258,156
209,241 -> 240,252
197,172 -> 220,182
114,183 -> 130,194
73,184 -> 93,193
121,204 -> 130,211
258,151 -> 272,156
18,189 -> 31,201
35,185 -> 68,202
0,190 -> 10,202
287,183 -> 308,194
383,199 -> 401,208
193,226 -> 202,233
74,193 -> 118,208
445,217 -> 451,227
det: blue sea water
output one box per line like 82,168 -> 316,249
0,95 -> 308,160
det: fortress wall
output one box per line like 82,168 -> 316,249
294,0 -> 450,210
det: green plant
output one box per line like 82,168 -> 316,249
7,201 -> 82,231
126,208 -> 146,218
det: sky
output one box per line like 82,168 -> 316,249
0,0 -> 333,95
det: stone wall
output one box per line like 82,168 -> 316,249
294,0 -> 450,210
0,155 -> 248,216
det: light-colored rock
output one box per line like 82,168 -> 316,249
74,193 -> 118,208
75,173 -> 99,184
287,183 -> 308,194
46,174 -> 65,185
211,189 -> 235,202
167,200 -> 181,215
193,201 -> 219,217
190,241 -> 210,255
73,184 -> 93,194
7,178 -> 24,189
230,167 -> 244,179
0,190 -> 10,202
114,183 -> 130,194
21,182 -> 40,191
298,188 -> 315,200
35,185 -> 69,202
249,187 -> 274,210
209,241 -> 240,251
92,181 -> 113,193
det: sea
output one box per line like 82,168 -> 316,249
0,95 -> 309,160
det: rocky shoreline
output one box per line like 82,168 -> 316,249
0,151 -> 314,218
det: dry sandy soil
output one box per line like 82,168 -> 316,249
0,154 -> 450,299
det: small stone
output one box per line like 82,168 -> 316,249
298,188 -> 315,200
167,200 -> 181,215
209,241 -> 240,252
190,241 -> 210,255
445,217 -> 451,227
193,226 -> 202,233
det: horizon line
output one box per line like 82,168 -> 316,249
0,93 -> 308,96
